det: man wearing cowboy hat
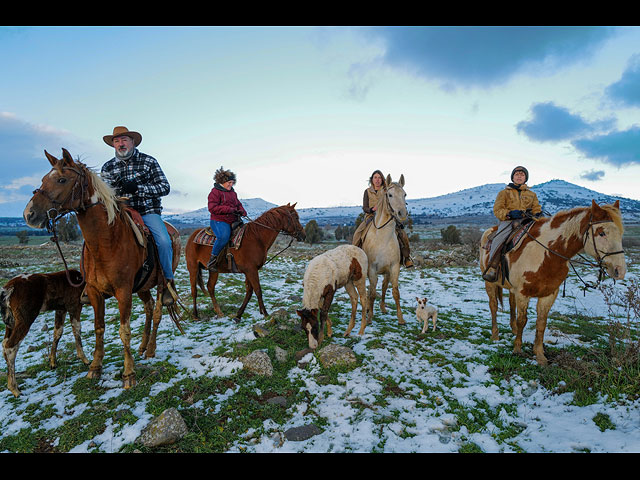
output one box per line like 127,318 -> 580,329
482,166 -> 542,282
101,126 -> 175,305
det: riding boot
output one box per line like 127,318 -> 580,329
482,255 -> 500,282
207,249 -> 225,272
162,279 -> 176,306
397,227 -> 414,268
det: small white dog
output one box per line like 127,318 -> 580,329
416,297 -> 437,333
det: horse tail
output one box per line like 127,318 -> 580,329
0,286 -> 14,328
196,267 -> 206,294
496,284 -> 504,311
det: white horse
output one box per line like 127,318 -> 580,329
360,174 -> 409,334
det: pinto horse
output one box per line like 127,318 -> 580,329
357,174 -> 409,334
185,204 -> 305,321
479,200 -> 626,365
23,149 -> 182,389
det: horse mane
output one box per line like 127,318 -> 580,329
545,202 -> 624,235
75,161 -> 121,225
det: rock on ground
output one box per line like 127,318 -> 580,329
138,407 -> 188,448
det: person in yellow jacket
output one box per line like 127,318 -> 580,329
482,166 -> 542,282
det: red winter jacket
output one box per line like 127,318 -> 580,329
208,184 -> 247,224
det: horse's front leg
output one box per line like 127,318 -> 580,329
247,270 -> 268,317
234,275 -> 254,322
3,329 -> 22,397
380,273 -> 389,314
390,267 -> 404,325
533,289 -> 559,366
509,292 -> 517,335
87,287 -> 106,380
114,289 -> 136,389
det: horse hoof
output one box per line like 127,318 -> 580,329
122,374 -> 136,389
87,368 -> 102,380
233,317 -> 241,324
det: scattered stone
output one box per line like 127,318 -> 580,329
295,348 -> 314,362
253,324 -> 270,338
317,344 -> 357,369
240,350 -> 273,377
137,408 -> 188,448
266,396 -> 287,408
272,432 -> 285,448
274,346 -> 288,363
284,424 -> 323,441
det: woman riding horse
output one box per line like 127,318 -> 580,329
207,166 -> 247,272
353,169 -> 413,268
482,166 -> 542,282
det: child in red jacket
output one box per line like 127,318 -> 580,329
207,167 -> 247,271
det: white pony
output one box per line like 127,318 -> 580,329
360,174 -> 409,333
296,245 -> 368,348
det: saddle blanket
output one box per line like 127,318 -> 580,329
193,224 -> 246,249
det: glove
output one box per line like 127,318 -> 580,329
121,180 -> 138,194
508,209 -> 523,219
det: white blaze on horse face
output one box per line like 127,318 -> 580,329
305,323 -> 318,349
589,223 -> 626,280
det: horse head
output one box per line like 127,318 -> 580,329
296,307 -> 321,349
583,200 -> 626,281
384,174 -> 408,223
24,149 -> 90,229
24,149 -> 118,230
281,203 -> 306,242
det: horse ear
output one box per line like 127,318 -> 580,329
399,174 -> 405,187
61,148 -> 76,167
44,150 -> 58,167
291,202 -> 297,209
613,199 -> 620,209
386,174 -> 392,186
591,199 -> 605,215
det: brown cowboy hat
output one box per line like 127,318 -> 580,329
103,126 -> 142,147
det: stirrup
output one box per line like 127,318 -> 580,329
482,267 -> 498,282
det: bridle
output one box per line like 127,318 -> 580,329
31,164 -> 94,288
373,184 -> 406,230
243,207 -> 305,265
523,210 -> 625,293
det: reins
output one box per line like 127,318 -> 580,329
372,185 -> 402,230
242,209 -> 301,265
523,210 -> 625,295
33,165 -> 93,288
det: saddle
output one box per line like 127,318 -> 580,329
194,221 -> 246,273
484,218 -> 536,284
194,221 -> 246,249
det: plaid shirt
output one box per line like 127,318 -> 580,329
101,149 -> 170,215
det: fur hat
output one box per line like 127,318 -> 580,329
511,166 -> 529,183
103,126 -> 142,147
214,166 -> 237,185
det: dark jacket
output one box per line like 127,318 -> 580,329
208,184 -> 247,224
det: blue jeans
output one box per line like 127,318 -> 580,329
141,213 -> 174,281
210,220 -> 231,256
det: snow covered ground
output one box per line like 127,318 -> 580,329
1,247 -> 639,453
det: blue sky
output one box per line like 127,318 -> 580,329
2,26 -> 640,217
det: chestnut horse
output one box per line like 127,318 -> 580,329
480,200 -> 626,365
23,149 -> 182,389
185,204 -> 306,321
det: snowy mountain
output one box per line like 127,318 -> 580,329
164,179 -> 640,226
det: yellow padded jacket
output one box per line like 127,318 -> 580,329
493,184 -> 542,221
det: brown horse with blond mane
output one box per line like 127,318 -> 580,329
23,148 -> 182,389
480,200 -> 626,365
185,204 -> 306,322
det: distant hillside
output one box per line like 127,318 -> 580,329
163,179 -> 640,227
4,180 -> 638,232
